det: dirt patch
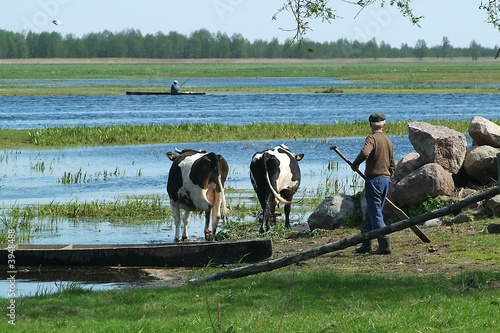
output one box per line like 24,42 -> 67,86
146,220 -> 499,287
8,220 -> 496,290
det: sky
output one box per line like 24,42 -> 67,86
1,0 -> 499,48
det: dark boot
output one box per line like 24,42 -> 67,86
355,228 -> 372,254
355,239 -> 372,253
370,235 -> 391,255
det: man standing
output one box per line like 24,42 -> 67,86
351,112 -> 396,255
170,80 -> 180,94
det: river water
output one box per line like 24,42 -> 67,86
0,78 -> 498,296
1,93 -> 499,129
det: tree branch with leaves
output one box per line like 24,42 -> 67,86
276,0 -> 499,44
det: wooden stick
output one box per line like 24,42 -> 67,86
190,186 -> 499,283
330,145 -> 431,243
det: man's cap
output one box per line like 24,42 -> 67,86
173,80 -> 178,84
369,112 -> 386,122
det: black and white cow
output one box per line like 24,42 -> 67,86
166,149 -> 229,242
250,144 -> 304,233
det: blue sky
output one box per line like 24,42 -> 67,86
2,0 -> 499,48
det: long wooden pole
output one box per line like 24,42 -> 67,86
330,145 -> 431,243
190,186 -> 499,283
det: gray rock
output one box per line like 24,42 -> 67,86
391,163 -> 455,207
468,116 -> 500,148
450,213 -> 474,224
408,122 -> 467,174
394,152 -> 424,182
307,195 -> 356,230
484,194 -> 500,217
422,218 -> 443,228
463,145 -> 500,184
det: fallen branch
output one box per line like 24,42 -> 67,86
487,224 -> 500,233
190,186 -> 499,284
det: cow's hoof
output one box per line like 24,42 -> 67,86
204,231 -> 214,241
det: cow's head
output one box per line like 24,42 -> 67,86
276,144 -> 304,162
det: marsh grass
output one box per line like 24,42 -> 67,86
0,197 -> 171,242
58,167 -> 125,184
1,119 -> 481,148
35,196 -> 170,220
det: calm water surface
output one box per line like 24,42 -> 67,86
1,93 -> 499,129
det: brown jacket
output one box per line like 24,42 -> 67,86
352,131 -> 396,177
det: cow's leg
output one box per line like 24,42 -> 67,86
260,205 -> 270,233
260,193 -> 275,233
208,192 -> 223,241
204,208 -> 214,241
284,203 -> 291,229
260,210 -> 269,233
182,210 -> 191,242
171,204 -> 182,242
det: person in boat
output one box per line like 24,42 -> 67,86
170,80 -> 180,94
350,112 -> 396,255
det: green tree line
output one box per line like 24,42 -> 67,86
0,28 -> 497,59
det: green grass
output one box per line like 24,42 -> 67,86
1,61 -> 499,82
1,60 -> 499,96
2,268 -> 499,332
2,119 -> 493,148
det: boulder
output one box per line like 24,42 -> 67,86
408,122 -> 467,174
468,116 -> 500,148
484,194 -> 500,217
463,146 -> 499,184
307,195 -> 356,230
422,218 -> 443,228
391,163 -> 455,207
393,152 -> 424,182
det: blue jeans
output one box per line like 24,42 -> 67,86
361,176 -> 390,231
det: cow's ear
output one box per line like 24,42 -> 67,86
295,154 -> 304,161
166,152 -> 178,161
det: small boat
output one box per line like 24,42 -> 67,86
0,239 -> 272,267
126,91 -> 206,95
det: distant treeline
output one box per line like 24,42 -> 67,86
0,28 -> 497,60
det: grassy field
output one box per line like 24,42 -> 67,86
0,59 -> 499,95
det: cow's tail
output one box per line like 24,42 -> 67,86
263,156 -> 294,205
217,174 -> 229,217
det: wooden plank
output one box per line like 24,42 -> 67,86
0,239 -> 272,267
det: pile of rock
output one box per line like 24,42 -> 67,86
391,116 -> 499,207
307,116 -> 500,231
